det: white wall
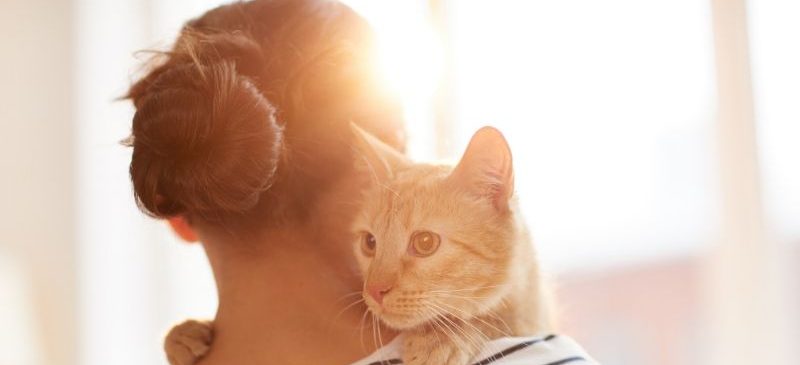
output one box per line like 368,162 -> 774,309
0,1 -> 77,364
1,1 -> 219,364
75,0 -> 219,364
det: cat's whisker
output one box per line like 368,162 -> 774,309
426,284 -> 511,294
431,293 -> 494,301
437,300 -> 511,341
358,308 -> 370,352
433,295 -> 514,337
447,315 -> 485,354
484,299 -> 515,334
428,309 -> 465,351
440,315 -> 481,352
420,305 -> 455,344
375,314 -> 388,351
426,301 -> 484,353
333,290 -> 364,303
332,297 -> 365,323
436,300 -> 495,350
467,296 -> 515,335
481,310 -> 514,336
427,315 -> 444,350
323,296 -> 364,335
371,315 -> 379,351
431,294 -> 486,313
431,293 -> 511,327
435,317 -> 465,351
442,307 -> 491,353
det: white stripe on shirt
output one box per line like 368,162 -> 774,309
350,334 -> 599,365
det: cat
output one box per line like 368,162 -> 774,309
163,126 -> 553,365
348,125 -> 553,364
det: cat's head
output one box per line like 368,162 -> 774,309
351,125 -> 519,330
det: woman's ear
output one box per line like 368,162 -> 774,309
168,216 -> 199,243
448,126 -> 515,212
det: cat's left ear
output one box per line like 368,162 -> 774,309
449,127 -> 515,211
350,122 -> 410,184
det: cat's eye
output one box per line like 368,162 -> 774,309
409,231 -> 441,257
361,232 -> 377,257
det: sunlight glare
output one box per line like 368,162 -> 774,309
343,0 -> 444,159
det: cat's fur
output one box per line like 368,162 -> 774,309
163,126 -> 553,365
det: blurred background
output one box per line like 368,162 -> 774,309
0,0 -> 797,364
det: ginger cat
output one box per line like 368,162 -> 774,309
349,126 -> 553,364
164,126 -> 553,365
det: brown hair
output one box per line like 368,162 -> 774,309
126,0 -> 405,229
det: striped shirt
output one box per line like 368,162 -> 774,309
350,334 -> 598,365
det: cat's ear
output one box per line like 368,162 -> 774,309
350,122 -> 409,183
449,127 -> 515,211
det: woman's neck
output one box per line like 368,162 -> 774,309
198,228 -> 395,365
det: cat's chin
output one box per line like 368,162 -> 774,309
375,311 -> 426,330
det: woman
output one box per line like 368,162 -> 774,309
128,1 -> 402,363
127,1 -> 596,364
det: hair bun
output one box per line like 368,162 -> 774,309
130,60 -> 282,219
180,31 -> 268,83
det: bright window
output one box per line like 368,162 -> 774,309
346,0 -> 717,271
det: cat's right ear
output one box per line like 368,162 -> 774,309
449,127 -> 515,212
350,122 -> 409,183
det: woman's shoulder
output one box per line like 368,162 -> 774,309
350,334 -> 599,365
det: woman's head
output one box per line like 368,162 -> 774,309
127,0 -> 405,234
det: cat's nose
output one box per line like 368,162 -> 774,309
366,283 -> 393,305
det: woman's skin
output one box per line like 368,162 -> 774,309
172,165 -> 397,365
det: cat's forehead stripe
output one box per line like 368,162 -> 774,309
363,164 -> 457,238
385,178 -> 434,229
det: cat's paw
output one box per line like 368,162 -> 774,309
402,334 -> 472,365
164,319 -> 213,365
